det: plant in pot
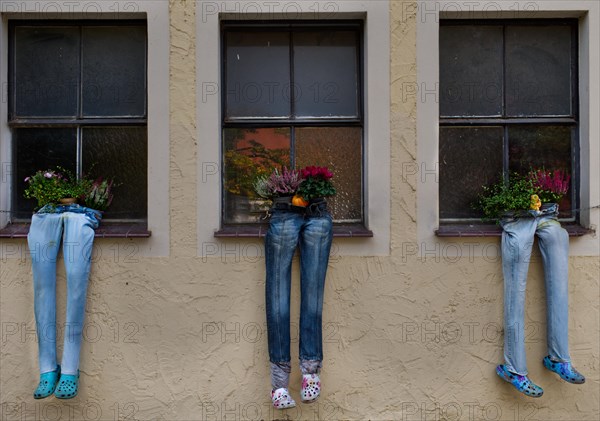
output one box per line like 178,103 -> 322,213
24,168 -> 92,209
476,168 -> 570,221
254,167 -> 303,200
296,166 -> 336,206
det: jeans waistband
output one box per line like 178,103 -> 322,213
36,204 -> 103,221
271,197 -> 328,217
501,203 -> 559,220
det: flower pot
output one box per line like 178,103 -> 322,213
59,198 -> 77,205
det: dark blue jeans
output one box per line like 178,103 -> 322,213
265,208 -> 333,365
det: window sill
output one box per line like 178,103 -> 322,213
214,224 -> 374,238
435,223 -> 594,238
0,223 -> 151,239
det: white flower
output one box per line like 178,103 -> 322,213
43,172 -> 53,178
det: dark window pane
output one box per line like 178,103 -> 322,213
440,25 -> 503,117
14,27 -> 79,117
225,32 -> 291,119
295,127 -> 362,222
508,126 -> 573,217
13,128 -> 77,218
82,127 -> 147,219
440,127 -> 504,219
223,128 -> 291,223
506,26 -> 572,116
82,26 -> 147,117
293,31 -> 359,118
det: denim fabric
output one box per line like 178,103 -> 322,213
265,208 -> 333,367
500,203 -> 570,375
27,205 -> 101,375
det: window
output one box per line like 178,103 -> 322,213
8,21 -> 147,220
439,20 -> 578,221
221,21 -> 363,225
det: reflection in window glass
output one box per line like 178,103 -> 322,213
223,128 -> 291,223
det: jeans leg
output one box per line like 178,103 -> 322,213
28,213 -> 63,374
298,214 -> 333,362
536,216 -> 570,362
265,212 -> 302,363
61,213 -> 97,374
501,218 -> 536,375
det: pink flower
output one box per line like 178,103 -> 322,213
43,172 -> 54,179
24,177 -> 31,183
300,166 -> 333,180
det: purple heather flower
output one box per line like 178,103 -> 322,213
43,172 -> 53,178
24,177 -> 31,183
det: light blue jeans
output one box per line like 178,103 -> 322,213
500,203 -> 570,375
27,205 -> 101,375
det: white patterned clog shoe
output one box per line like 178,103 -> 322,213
271,387 -> 296,409
301,373 -> 321,403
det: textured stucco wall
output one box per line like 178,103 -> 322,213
1,1 -> 599,420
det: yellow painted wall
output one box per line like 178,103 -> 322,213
1,1 -> 598,420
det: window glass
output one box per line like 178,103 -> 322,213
82,26 -> 147,117
294,31 -> 359,118
82,127 -> 148,219
295,127 -> 362,222
225,32 -> 291,119
14,27 -> 80,117
505,25 -> 572,116
439,25 -> 503,117
14,128 -> 77,217
439,127 -> 504,219
223,127 -> 291,224
508,125 -> 573,217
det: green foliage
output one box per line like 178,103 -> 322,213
476,174 -> 535,220
24,167 -> 115,211
297,178 -> 336,200
297,166 -> 336,200
24,168 -> 92,209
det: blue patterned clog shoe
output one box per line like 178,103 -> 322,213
55,370 -> 80,399
543,356 -> 585,384
496,365 -> 543,398
33,365 -> 61,399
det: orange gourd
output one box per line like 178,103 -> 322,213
292,195 -> 309,207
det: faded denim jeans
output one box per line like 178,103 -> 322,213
500,203 -> 570,375
27,205 -> 101,375
265,201 -> 333,386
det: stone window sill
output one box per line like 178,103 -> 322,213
435,223 -> 593,237
214,224 -> 373,238
0,223 -> 151,239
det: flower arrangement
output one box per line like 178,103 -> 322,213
254,165 -> 336,207
24,167 -> 115,211
254,167 -> 303,199
84,178 -> 115,211
476,168 -> 570,220
528,168 -> 570,204
24,169 -> 91,209
297,166 -> 336,201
